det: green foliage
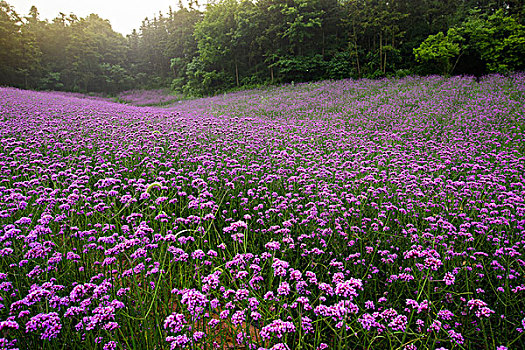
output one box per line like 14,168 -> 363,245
0,4 -> 134,93
326,51 -> 358,80
414,31 -> 462,75
100,63 -> 134,94
415,9 -> 525,75
39,71 -> 62,90
183,56 -> 234,96
0,1 -> 28,86
276,54 -> 327,82
465,9 -> 525,73
0,0 -> 523,95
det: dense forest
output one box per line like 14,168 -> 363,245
0,0 -> 523,96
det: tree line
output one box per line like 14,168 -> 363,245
0,0 -> 523,96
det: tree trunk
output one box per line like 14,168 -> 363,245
322,30 -> 325,56
392,31 -> 395,48
355,41 -> 361,78
270,66 -> 274,82
379,32 -> 383,73
353,24 -> 360,78
235,60 -> 239,87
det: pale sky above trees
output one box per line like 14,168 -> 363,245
8,0 -> 185,35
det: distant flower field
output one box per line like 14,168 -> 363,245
0,75 -> 524,350
118,89 -> 181,106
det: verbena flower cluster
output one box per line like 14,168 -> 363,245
0,74 -> 524,349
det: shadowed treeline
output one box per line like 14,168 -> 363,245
0,0 -> 523,95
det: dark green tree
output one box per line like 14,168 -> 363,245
415,9 -> 525,75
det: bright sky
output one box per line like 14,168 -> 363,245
8,0 -> 184,36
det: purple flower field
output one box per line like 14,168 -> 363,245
118,89 -> 181,106
0,74 -> 524,349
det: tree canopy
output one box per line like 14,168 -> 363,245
0,0 -> 523,95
